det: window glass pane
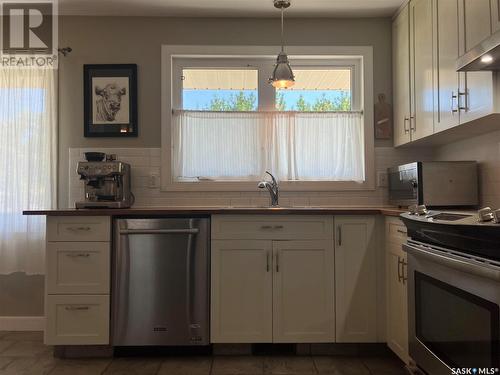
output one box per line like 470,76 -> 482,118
276,69 -> 351,111
182,69 -> 258,111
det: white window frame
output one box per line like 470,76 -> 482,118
161,45 -> 375,192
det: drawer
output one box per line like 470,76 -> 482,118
47,216 -> 110,242
45,295 -> 109,345
212,215 -> 333,240
386,218 -> 407,245
46,242 -> 110,294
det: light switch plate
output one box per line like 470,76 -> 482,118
148,173 -> 160,188
377,171 -> 388,188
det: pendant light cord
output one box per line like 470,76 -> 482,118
281,6 -> 284,52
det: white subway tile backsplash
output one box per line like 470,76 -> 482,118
67,146 -> 433,208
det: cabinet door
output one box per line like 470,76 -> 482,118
46,242 -> 110,294
434,0 -> 460,133
272,240 -> 335,343
386,245 -> 409,364
492,0 -> 500,33
211,240 -> 273,343
410,0 -> 435,141
461,0 -> 492,52
458,0 -> 494,123
393,5 -> 412,146
45,295 -> 110,345
335,216 -> 377,342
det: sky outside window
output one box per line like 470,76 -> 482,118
276,69 -> 352,111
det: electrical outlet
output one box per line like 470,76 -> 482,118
148,173 -> 160,188
377,171 -> 388,188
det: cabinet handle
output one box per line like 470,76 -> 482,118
266,251 -> 270,272
276,251 -> 279,272
396,229 -> 407,235
402,259 -> 408,285
409,115 -> 416,132
458,90 -> 468,112
397,256 -> 403,283
260,225 -> 272,230
65,306 -> 90,311
337,226 -> 342,246
66,253 -> 91,258
451,91 -> 458,113
67,226 -> 91,232
403,117 -> 410,133
273,225 -> 284,230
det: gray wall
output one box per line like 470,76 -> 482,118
1,16 -> 393,317
58,16 -> 393,207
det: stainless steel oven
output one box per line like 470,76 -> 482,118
388,161 -> 478,207
404,239 -> 500,375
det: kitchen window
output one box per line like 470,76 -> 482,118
162,45 -> 374,191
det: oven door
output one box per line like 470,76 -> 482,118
404,242 -> 500,375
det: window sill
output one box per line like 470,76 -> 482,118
161,179 -> 375,192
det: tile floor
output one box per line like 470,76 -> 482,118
0,332 -> 408,375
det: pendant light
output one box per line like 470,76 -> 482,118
269,0 -> 295,89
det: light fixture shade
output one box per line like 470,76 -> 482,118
270,52 -> 295,89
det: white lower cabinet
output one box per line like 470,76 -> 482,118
211,215 -> 335,343
385,217 -> 409,364
45,216 -> 111,346
210,240 -> 273,343
272,240 -> 334,343
45,295 -> 110,345
334,216 -> 378,342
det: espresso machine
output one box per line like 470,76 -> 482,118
76,152 -> 133,208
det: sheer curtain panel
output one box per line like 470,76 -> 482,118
0,68 -> 57,275
172,110 -> 364,182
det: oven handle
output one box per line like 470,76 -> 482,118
403,243 -> 500,282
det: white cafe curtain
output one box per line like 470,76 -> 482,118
0,68 -> 57,275
172,110 -> 364,182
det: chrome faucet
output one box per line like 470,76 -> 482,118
258,171 -> 279,207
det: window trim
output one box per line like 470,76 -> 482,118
161,45 -> 375,192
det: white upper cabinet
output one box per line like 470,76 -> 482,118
460,0 -> 492,52
393,0 -> 496,146
334,216 -> 378,343
393,4 -> 412,146
492,0 -> 500,33
410,0 -> 435,141
458,0 -> 494,123
434,0 -> 461,132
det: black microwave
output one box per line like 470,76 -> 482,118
388,161 -> 479,207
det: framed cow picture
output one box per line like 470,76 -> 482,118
84,64 -> 138,137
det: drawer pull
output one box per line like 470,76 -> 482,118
65,306 -> 90,311
396,229 -> 407,235
66,253 -> 91,258
260,225 -> 273,229
273,225 -> 284,230
67,226 -> 91,232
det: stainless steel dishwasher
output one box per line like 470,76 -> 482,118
112,217 -> 210,346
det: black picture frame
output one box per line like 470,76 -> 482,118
84,64 -> 138,137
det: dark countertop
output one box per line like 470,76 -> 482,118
24,206 -> 405,217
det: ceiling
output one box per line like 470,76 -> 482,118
59,0 -> 405,17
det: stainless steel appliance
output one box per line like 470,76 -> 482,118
76,153 -> 133,208
112,218 -> 210,346
401,208 -> 500,375
388,161 -> 478,207
457,28 -> 500,71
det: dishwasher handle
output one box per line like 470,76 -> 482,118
119,228 -> 199,235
